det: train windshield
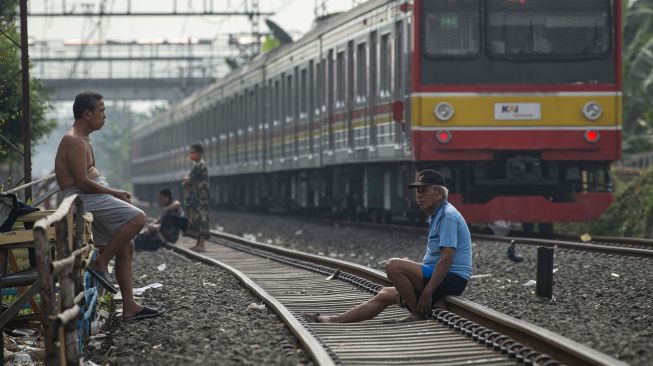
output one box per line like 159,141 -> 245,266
420,0 -> 615,85
487,0 -> 611,60
423,0 -> 481,59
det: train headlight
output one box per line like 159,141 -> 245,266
434,102 -> 454,121
582,101 -> 603,121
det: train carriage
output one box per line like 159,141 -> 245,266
131,0 -> 622,228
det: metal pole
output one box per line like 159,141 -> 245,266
20,0 -> 32,202
535,247 -> 554,299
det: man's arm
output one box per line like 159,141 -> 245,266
416,247 -> 454,316
65,137 -> 131,201
162,200 -> 181,213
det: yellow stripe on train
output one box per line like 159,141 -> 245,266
411,94 -> 622,127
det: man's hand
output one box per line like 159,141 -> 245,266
416,290 -> 433,318
113,190 -> 132,203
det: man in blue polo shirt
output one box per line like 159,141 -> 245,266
304,169 -> 472,323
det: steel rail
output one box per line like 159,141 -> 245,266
315,219 -> 653,258
554,232 -> 653,248
472,233 -> 653,259
182,229 -> 626,366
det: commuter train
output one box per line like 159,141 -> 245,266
131,0 -> 622,229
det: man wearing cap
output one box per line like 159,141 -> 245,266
304,169 -> 472,323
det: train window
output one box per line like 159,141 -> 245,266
300,68 -> 308,116
380,33 -> 391,96
336,51 -> 346,105
487,0 -> 611,60
356,42 -> 367,99
422,0 -> 481,58
273,79 -> 280,122
395,21 -> 403,99
286,74 -> 293,120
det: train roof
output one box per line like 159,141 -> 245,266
133,0 -> 395,136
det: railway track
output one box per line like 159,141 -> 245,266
166,230 -> 627,366
316,220 -> 653,259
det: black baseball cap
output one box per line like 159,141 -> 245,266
407,169 -> 446,188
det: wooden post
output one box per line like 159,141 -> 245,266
34,226 -> 58,365
55,212 -> 79,364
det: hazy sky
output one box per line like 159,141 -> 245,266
29,0 -> 359,177
28,0 -> 357,42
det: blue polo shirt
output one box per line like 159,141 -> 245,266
423,201 -> 472,280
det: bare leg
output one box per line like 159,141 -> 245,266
191,236 -> 206,252
318,287 -> 399,323
90,213 -> 146,271
385,258 -> 426,318
114,240 -> 143,318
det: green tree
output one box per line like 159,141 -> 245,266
0,0 -> 55,180
622,0 -> 653,153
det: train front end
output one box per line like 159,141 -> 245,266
410,0 -> 622,224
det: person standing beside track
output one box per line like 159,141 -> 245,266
184,143 -> 210,252
305,169 -> 472,323
54,91 -> 164,321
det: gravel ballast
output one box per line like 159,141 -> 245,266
212,210 -> 652,366
89,249 -> 310,365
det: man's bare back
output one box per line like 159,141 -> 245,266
55,130 -> 101,190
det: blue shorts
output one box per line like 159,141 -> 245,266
418,265 -> 469,304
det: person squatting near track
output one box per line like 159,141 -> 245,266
54,91 -> 164,321
304,169 -> 472,323
184,143 -> 210,252
134,188 -> 186,251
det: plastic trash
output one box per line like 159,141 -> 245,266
243,233 -> 257,241
523,280 -> 537,287
157,263 -> 166,272
580,233 -> 592,242
246,303 -> 266,311
10,328 -> 35,337
202,281 -> 217,287
295,229 -> 303,236
13,352 -> 32,364
133,283 -> 163,295
611,273 -> 620,278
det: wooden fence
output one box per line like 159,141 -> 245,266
33,194 -> 95,365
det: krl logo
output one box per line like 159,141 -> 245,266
501,105 -> 519,113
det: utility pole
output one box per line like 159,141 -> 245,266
20,0 -> 32,202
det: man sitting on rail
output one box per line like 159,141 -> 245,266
54,91 -> 164,321
305,169 -> 472,323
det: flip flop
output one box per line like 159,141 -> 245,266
87,267 -> 118,294
302,312 -> 321,323
124,306 -> 165,322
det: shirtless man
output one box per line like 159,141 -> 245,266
55,91 -> 164,321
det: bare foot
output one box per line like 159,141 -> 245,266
122,303 -> 144,319
190,246 -> 206,252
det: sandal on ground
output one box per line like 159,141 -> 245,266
87,267 -> 118,294
302,312 -> 321,323
190,247 -> 206,252
123,306 -> 165,321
